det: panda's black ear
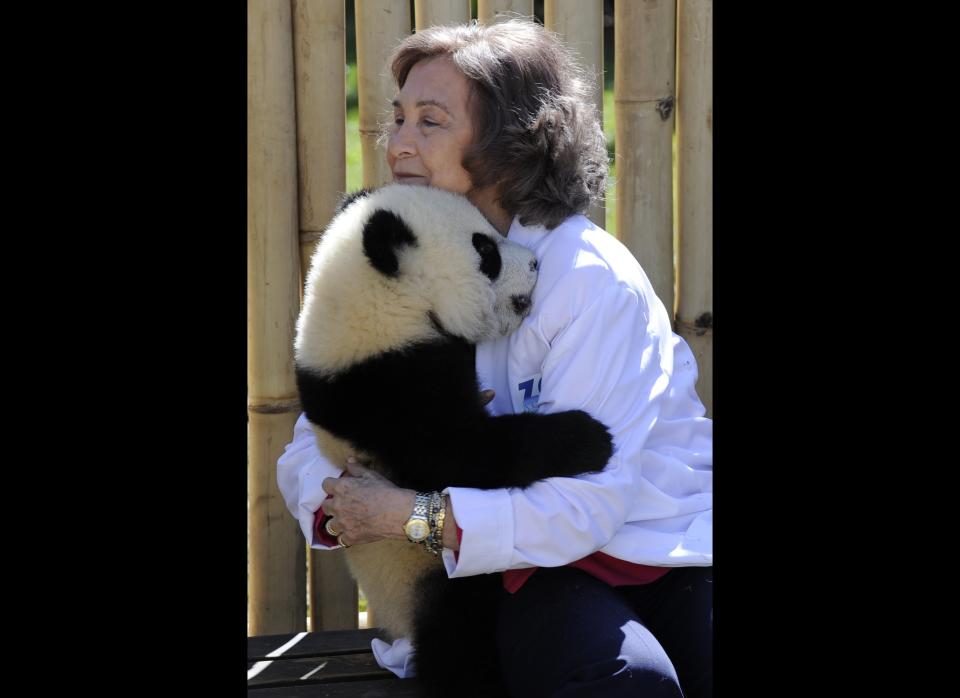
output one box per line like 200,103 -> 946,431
362,208 -> 418,277
336,188 -> 375,215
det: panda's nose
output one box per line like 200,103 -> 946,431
511,294 -> 531,315
529,259 -> 538,272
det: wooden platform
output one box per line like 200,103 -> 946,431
248,628 -> 418,696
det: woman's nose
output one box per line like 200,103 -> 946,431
388,123 -> 416,160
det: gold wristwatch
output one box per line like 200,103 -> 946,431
403,491 -> 432,543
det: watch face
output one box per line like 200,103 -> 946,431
405,519 -> 430,542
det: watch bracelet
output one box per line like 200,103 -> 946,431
413,491 -> 430,518
424,491 -> 447,556
433,493 -> 447,553
423,491 -> 440,555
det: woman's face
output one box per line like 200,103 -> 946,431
388,57 -> 476,195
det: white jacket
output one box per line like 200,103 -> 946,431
276,213 -> 712,675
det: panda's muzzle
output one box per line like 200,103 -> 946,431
511,294 -> 532,316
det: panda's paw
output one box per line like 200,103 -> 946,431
544,410 -> 614,476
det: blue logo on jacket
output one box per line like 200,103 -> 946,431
516,374 -> 542,413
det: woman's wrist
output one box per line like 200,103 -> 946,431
394,489 -> 459,551
390,488 -> 419,541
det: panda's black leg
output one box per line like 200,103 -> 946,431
411,569 -> 509,697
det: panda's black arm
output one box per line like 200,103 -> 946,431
482,410 -> 613,487
296,338 -> 613,492
392,410 -> 613,491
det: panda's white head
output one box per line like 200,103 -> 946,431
296,184 -> 538,373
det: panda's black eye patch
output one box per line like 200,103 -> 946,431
472,233 -> 501,281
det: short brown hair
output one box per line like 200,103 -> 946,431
388,18 -> 607,230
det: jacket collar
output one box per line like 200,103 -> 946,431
505,216 -> 549,250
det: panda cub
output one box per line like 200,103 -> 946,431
294,184 -> 613,697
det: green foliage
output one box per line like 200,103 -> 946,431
346,62 -> 358,111
603,87 -> 617,237
346,106 -> 362,193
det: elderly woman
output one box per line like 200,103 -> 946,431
278,18 -> 712,698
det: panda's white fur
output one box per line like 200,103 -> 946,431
295,184 -> 538,641
310,428 -> 434,640
295,184 -> 536,377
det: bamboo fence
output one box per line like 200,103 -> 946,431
544,0 -> 605,230
477,0 -> 534,25
356,0 -> 411,188
676,0 -> 713,417
247,0 -> 305,636
248,0 -> 713,634
414,0 -> 470,30
291,0 -> 359,632
615,0 -> 677,317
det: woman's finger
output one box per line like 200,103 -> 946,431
321,477 -> 339,495
324,518 -> 341,537
344,459 -> 371,477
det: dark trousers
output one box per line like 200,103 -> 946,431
496,565 -> 713,697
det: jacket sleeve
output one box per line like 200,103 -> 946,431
276,412 -> 345,549
442,279 -> 712,578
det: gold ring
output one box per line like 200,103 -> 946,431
325,519 -> 339,537
337,534 -> 350,549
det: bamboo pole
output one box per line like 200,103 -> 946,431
308,545 -> 360,631
477,0 -> 534,24
292,0 -> 359,632
248,0 -> 306,636
544,0 -> 605,230
614,0 -> 677,317
676,0 -> 712,417
356,0 -> 412,188
414,0 -> 470,30
293,0 -> 347,283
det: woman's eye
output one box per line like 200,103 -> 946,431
393,116 -> 437,128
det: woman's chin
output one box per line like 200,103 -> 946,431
393,175 -> 429,186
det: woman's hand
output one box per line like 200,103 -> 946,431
322,387 -> 489,548
321,459 -> 415,547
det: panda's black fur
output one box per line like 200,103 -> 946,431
295,184 -> 613,697
297,327 -> 614,493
